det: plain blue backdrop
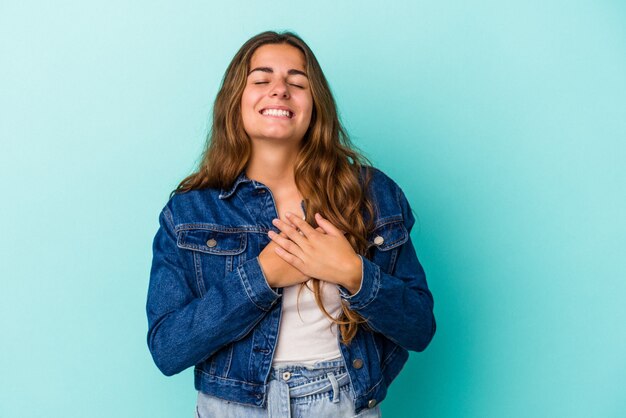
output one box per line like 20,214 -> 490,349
1,1 -> 625,417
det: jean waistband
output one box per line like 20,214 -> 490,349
270,357 -> 345,374
268,357 -> 350,399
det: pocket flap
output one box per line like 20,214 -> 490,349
177,228 -> 247,255
367,220 -> 408,251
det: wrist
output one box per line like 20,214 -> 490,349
340,254 -> 363,295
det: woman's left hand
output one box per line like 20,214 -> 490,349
268,212 -> 363,294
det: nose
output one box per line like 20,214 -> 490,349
269,80 -> 289,99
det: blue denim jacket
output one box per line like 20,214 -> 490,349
146,166 -> 436,414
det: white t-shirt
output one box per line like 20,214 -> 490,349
271,279 -> 343,366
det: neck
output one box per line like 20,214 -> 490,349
246,140 -> 300,192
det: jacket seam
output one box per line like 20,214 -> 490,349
237,263 -> 271,312
163,205 -> 176,232
195,368 -> 265,387
360,345 -> 400,397
372,214 -> 403,229
193,251 -> 205,297
175,224 -> 270,234
364,321 -> 404,348
235,193 -> 256,222
381,344 -> 400,365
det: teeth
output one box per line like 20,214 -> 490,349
262,108 -> 292,117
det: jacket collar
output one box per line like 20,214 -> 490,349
218,170 -> 263,199
220,166 -> 371,200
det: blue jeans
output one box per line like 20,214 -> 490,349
195,358 -> 382,417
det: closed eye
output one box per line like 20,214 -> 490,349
253,81 -> 304,89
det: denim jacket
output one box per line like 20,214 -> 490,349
146,166 -> 436,414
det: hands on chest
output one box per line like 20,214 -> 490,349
258,211 -> 362,294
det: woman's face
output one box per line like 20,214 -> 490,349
241,43 -> 313,145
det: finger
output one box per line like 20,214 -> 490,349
272,217 -> 309,248
273,246 -> 305,271
314,213 -> 343,236
268,227 -> 306,258
285,212 -> 318,238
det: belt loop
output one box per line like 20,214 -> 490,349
268,379 -> 292,418
327,372 -> 340,403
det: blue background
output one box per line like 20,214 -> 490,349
1,1 -> 625,417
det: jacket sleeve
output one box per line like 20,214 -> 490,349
338,185 -> 436,352
146,204 -> 281,376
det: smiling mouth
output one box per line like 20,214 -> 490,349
260,108 -> 294,118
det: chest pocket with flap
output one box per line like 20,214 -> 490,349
177,228 -> 247,255
366,218 -> 409,274
175,227 -> 248,296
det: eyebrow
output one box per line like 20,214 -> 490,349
248,67 -> 308,77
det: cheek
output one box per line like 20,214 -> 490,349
304,100 -> 314,125
241,86 -> 259,108
299,94 -> 313,123
240,92 -> 257,126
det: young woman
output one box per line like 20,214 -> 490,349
146,30 -> 436,417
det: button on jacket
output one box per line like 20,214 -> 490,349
146,166 -> 436,414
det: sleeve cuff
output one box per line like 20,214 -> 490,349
237,257 -> 281,311
338,255 -> 381,309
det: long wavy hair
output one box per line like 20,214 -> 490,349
173,30 -> 376,345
